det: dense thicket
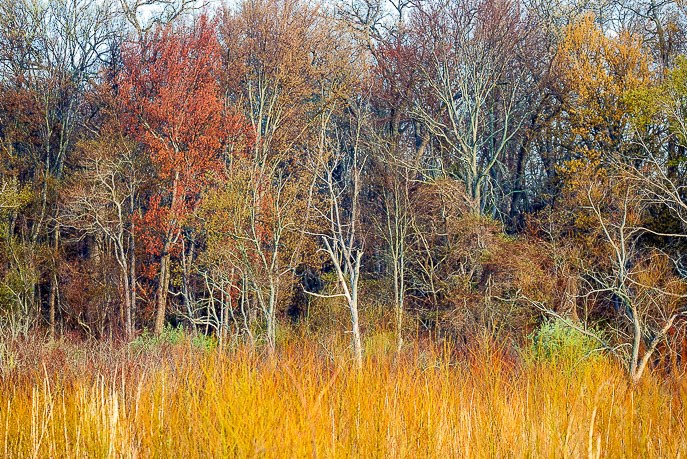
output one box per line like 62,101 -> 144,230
1,0 -> 686,381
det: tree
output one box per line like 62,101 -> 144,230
118,0 -> 204,38
207,0 -> 359,350
407,0 -> 527,215
308,100 -> 368,369
199,156 -> 305,351
0,0 -> 118,335
362,0 -> 422,354
614,0 -> 687,70
0,174 -> 33,337
537,158 -> 687,382
553,14 -> 650,163
60,119 -> 142,338
117,16 -> 247,334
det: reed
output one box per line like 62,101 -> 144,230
0,336 -> 685,458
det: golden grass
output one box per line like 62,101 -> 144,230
0,337 -> 685,458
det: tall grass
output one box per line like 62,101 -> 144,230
0,335 -> 685,458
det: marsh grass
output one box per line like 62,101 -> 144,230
0,334 -> 685,458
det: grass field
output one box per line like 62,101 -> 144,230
0,333 -> 685,458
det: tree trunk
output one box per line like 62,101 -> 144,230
128,199 -> 137,339
48,223 -> 60,338
346,248 -> 364,369
122,262 -> 132,339
350,258 -> 363,369
181,239 -> 196,332
155,250 -> 171,335
48,274 -> 57,338
155,173 -> 179,335
394,260 -> 404,354
266,280 -> 277,353
629,304 -> 642,382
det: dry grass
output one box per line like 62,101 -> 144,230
0,335 -> 685,458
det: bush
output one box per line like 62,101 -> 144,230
529,318 -> 601,366
191,333 -> 218,352
130,325 -> 217,354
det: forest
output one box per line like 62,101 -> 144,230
1,0 -> 687,456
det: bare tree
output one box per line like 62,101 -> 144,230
118,0 -> 206,38
210,0 -> 352,351
308,101 -> 368,369
531,164 -> 687,382
408,0 -> 527,215
382,166 -> 411,353
60,134 -> 141,338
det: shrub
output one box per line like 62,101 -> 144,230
191,333 -> 218,352
529,318 -> 601,366
130,325 -> 217,354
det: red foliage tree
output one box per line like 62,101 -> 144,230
117,16 -> 248,334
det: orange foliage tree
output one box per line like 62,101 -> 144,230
117,16 -> 248,334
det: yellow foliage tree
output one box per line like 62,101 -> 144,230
554,14 -> 651,162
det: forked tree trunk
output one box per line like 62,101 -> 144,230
324,237 -> 363,369
628,307 -> 681,384
155,174 -> 180,335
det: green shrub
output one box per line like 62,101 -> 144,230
529,318 -> 601,366
191,333 -> 218,352
130,325 -> 217,354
